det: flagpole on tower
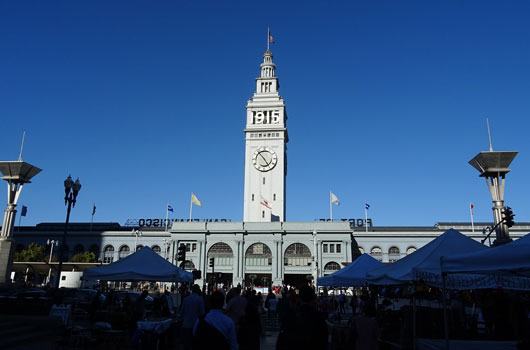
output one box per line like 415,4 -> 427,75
267,27 -> 270,51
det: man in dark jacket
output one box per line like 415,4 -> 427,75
276,285 -> 328,350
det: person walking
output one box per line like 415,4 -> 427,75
350,303 -> 380,350
276,285 -> 328,350
180,284 -> 205,350
193,290 -> 238,350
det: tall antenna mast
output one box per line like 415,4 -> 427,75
18,131 -> 26,161
486,118 -> 493,152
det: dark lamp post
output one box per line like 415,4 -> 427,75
54,175 -> 81,289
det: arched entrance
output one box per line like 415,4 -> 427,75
244,242 -> 273,288
207,242 -> 234,287
283,242 -> 312,288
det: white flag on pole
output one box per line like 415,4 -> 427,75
330,192 -> 340,206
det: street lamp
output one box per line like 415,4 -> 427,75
163,239 -> 173,260
54,175 -> 81,289
0,160 -> 41,283
469,151 -> 518,246
132,229 -> 142,252
46,239 -> 58,285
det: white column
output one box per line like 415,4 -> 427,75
344,240 -> 351,262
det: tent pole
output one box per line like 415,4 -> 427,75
442,272 -> 450,349
412,293 -> 417,350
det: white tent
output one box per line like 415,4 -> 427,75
83,246 -> 193,282
366,229 -> 487,285
439,233 -> 530,290
318,253 -> 383,287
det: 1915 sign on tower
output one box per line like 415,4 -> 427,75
243,49 -> 288,222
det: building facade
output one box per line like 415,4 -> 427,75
6,49 -> 529,288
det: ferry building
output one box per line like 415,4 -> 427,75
9,49 -> 529,288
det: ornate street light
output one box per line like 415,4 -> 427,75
54,175 -> 81,289
132,229 -> 142,252
0,160 -> 41,283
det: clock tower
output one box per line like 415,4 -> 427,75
243,50 -> 288,222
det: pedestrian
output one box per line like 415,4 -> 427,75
193,290 -> 237,350
238,299 -> 262,350
350,303 -> 380,350
180,284 -> 205,350
276,285 -> 328,350
338,291 -> 346,314
225,287 -> 248,331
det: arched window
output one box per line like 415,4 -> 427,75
118,245 -> 130,260
152,245 -> 161,254
180,260 -> 195,270
324,261 -> 341,273
88,244 -> 99,259
103,245 -> 115,263
136,245 -> 144,252
370,247 -> 383,261
245,243 -> 272,266
406,246 -> 417,255
208,243 -> 234,266
284,243 -> 311,266
388,246 -> 400,263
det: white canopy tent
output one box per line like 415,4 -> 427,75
83,246 -> 193,282
317,253 -> 384,287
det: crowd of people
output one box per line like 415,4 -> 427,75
177,283 -> 381,350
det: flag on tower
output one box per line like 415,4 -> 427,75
191,193 -> 202,207
365,203 -> 370,210
330,192 -> 340,206
167,205 -> 174,212
260,195 -> 272,209
470,202 -> 474,212
269,32 -> 274,44
21,206 -> 27,216
92,204 -> 96,216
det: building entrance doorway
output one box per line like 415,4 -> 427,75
283,274 -> 313,289
206,272 -> 233,289
244,273 -> 272,289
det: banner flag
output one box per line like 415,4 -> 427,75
330,192 -> 340,206
191,193 -> 202,207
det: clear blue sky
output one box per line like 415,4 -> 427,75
1,1 -> 529,227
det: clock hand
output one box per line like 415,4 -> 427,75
258,153 -> 271,166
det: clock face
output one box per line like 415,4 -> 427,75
252,147 -> 278,172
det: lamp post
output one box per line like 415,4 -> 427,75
132,229 -> 142,252
0,161 -> 41,283
54,175 -> 81,289
469,151 -> 518,246
47,239 -> 58,285
163,239 -> 173,260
